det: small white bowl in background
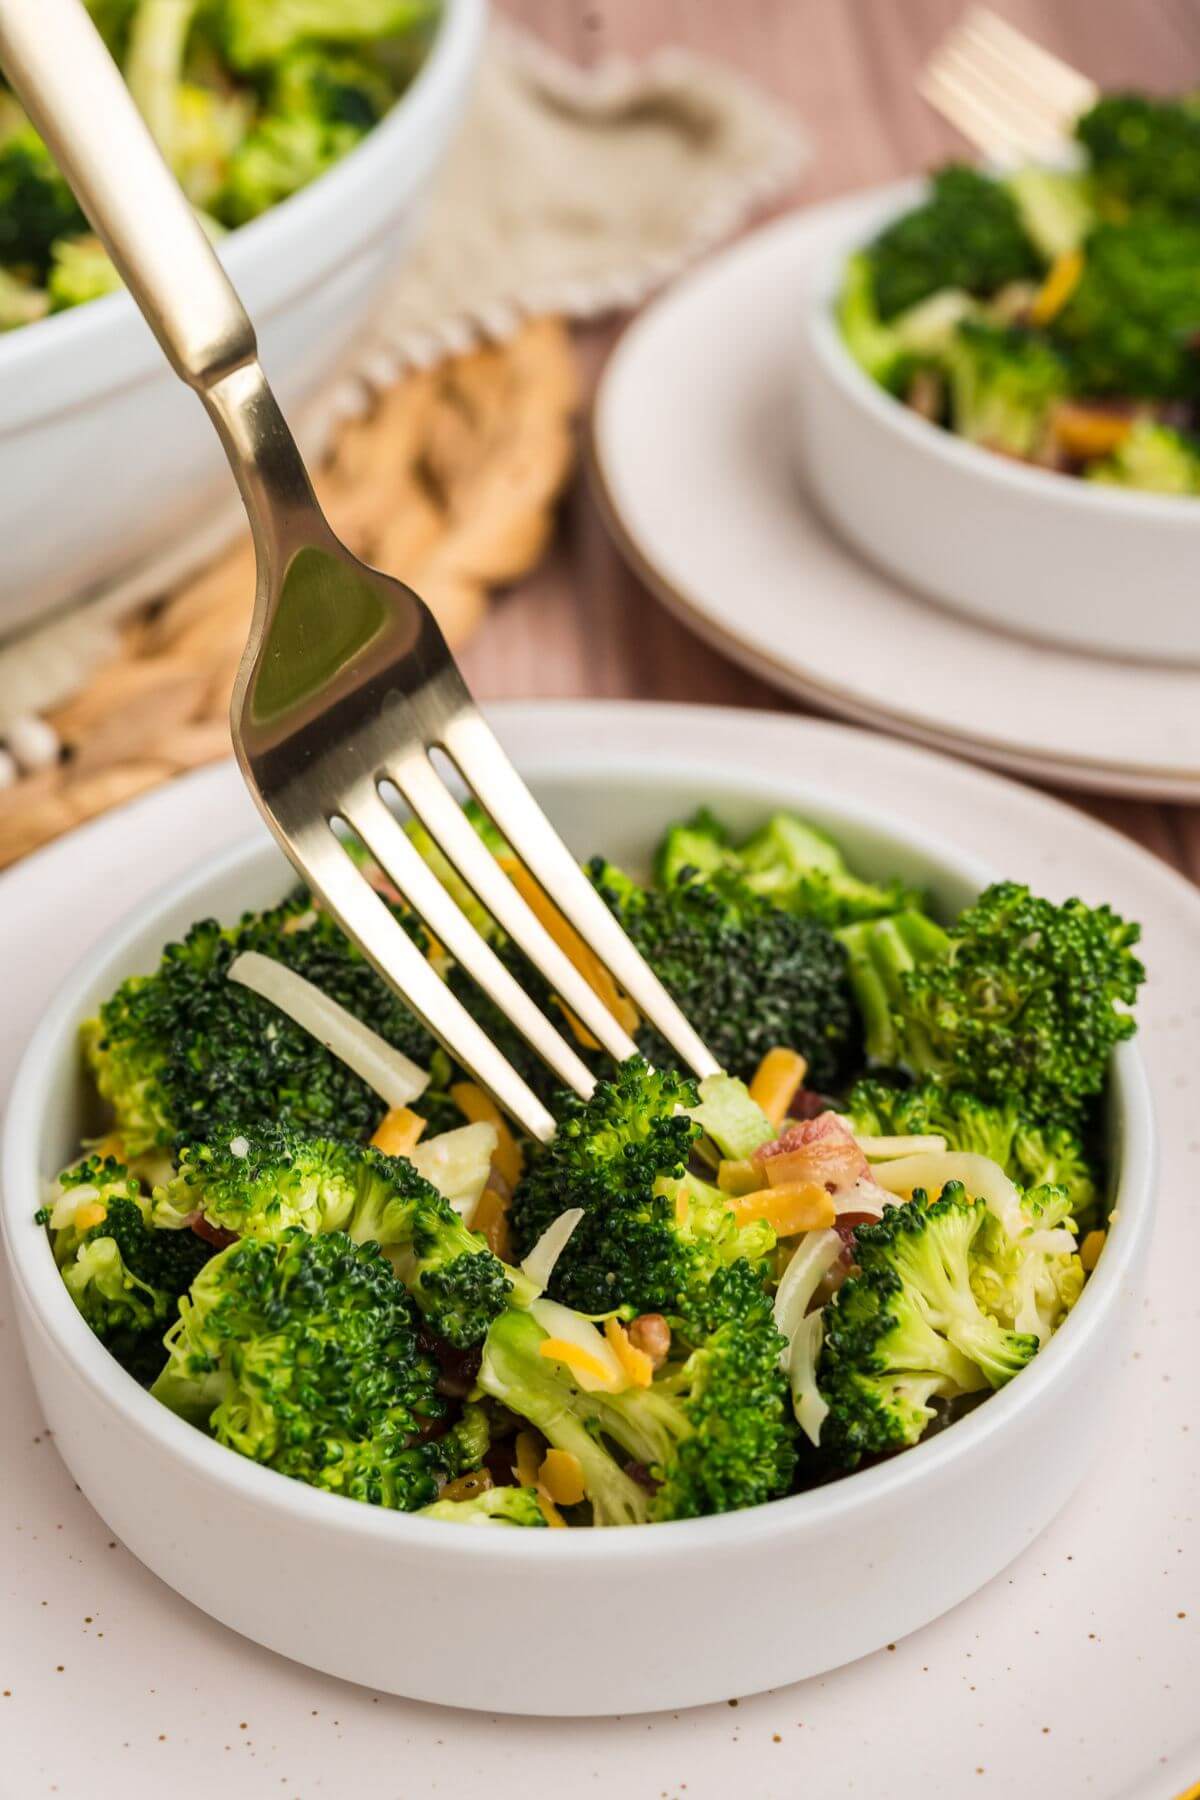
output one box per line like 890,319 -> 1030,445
0,733 -> 1155,1715
0,0 -> 485,639
796,182 -> 1200,664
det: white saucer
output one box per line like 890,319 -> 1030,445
0,703 -> 1195,1797
592,189 -> 1200,800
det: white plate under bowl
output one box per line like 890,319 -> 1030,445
0,706 -> 1195,1794
592,189 -> 1200,800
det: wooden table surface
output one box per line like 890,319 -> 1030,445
465,0 -> 1200,884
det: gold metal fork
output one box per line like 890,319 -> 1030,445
0,0 -> 719,1142
918,6 -> 1097,162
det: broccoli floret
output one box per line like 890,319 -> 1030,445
1051,218 -> 1200,400
841,1079 -> 1102,1230
46,1156 -> 214,1383
837,884 -> 1143,1124
0,128 -> 86,277
1077,92 -> 1200,221
417,1486 -> 547,1527
819,1187 -> 1040,1467
837,250 -> 979,393
478,1306 -> 651,1526
219,0 -> 438,72
83,891 -> 437,1156
1085,420 -> 1200,494
589,861 -> 860,1090
152,1229 -> 470,1508
969,1184 -> 1085,1344
161,1122 -> 511,1347
509,1059 -> 772,1316
1006,166 -> 1095,260
721,810 -> 924,928
47,235 -> 122,310
863,164 -> 1041,322
944,319 -> 1068,458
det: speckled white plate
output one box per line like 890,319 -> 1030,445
0,703 -> 1195,1797
592,189 -> 1200,800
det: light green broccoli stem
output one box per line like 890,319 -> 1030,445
836,910 -> 948,1069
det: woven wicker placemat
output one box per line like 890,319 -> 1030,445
0,317 -> 578,872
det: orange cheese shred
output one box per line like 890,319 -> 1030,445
729,1180 -> 836,1237
72,1201 -> 108,1234
748,1047 -> 809,1127
449,1080 -> 524,1189
537,1337 -> 617,1388
499,855 -> 639,1045
538,1449 -> 586,1507
1080,1229 -> 1106,1272
369,1107 -> 427,1158
1029,247 -> 1083,326
469,1186 -> 513,1262
604,1316 -> 654,1388
1051,401 -> 1132,460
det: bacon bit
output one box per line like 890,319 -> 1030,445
755,1112 -> 868,1195
191,1215 -> 239,1249
498,855 -> 639,1045
1029,247 -> 1084,326
369,1106 -> 427,1157
1080,1229 -> 1106,1271
716,1158 -> 764,1197
604,1316 -> 655,1387
749,1048 -> 809,1126
789,1088 -> 834,1122
729,1181 -> 836,1236
470,1185 -> 513,1261
539,1449 -> 586,1506
1051,401 -> 1133,460
449,1081 -> 524,1189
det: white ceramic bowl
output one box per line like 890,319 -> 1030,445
0,0 -> 484,637
0,741 -> 1155,1715
796,179 -> 1200,664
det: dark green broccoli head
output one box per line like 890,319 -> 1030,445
864,164 -> 1041,321
589,860 -> 860,1090
1051,217 -> 1200,399
165,1121 -> 511,1348
1077,92 -> 1200,220
838,884 -> 1143,1124
946,320 -> 1068,457
0,129 -> 86,277
83,891 -> 436,1156
151,1229 -> 469,1509
271,46 -> 393,130
819,1186 -> 1040,1468
841,1078 -> 1102,1230
47,1156 -> 214,1385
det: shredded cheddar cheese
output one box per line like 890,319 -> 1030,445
674,1186 -> 690,1228
469,1186 -> 513,1262
72,1200 -> 108,1234
538,1336 -> 619,1389
748,1047 -> 808,1126
536,1491 -> 567,1528
369,1106 -> 427,1157
604,1316 -> 654,1388
1029,247 -> 1083,326
91,1132 -> 125,1162
499,855 -> 639,1045
1080,1228 -> 1106,1272
729,1180 -> 835,1236
450,1081 -> 524,1188
539,1449 -> 586,1506
1051,401 -> 1132,459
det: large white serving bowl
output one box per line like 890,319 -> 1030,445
796,179 -> 1200,663
0,0 -> 484,637
0,730 -> 1155,1715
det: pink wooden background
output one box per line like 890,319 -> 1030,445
462,0 -> 1200,881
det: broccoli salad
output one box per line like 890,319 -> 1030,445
839,91 -> 1200,493
0,0 -> 439,329
40,807 -> 1144,1527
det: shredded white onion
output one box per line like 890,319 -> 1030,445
228,951 -> 428,1108
833,1176 -> 891,1219
520,1207 -> 585,1295
410,1122 -> 497,1218
851,1132 -> 949,1160
773,1228 -> 843,1357
870,1151 -> 1023,1234
789,1309 -> 829,1446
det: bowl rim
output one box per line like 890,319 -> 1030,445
803,195 -> 1200,525
0,747 -> 1156,1565
0,0 -> 485,402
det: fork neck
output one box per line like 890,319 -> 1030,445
202,360 -> 329,576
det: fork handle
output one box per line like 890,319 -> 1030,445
0,0 -> 255,392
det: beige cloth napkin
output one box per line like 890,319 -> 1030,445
0,24 -> 805,747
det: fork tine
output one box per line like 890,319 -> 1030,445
920,62 -> 1067,162
921,5 -> 1098,161
440,710 -> 721,1082
937,39 -> 1077,141
290,813 -> 560,1144
388,749 -> 643,1067
340,784 -> 598,1103
964,9 -> 1098,116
